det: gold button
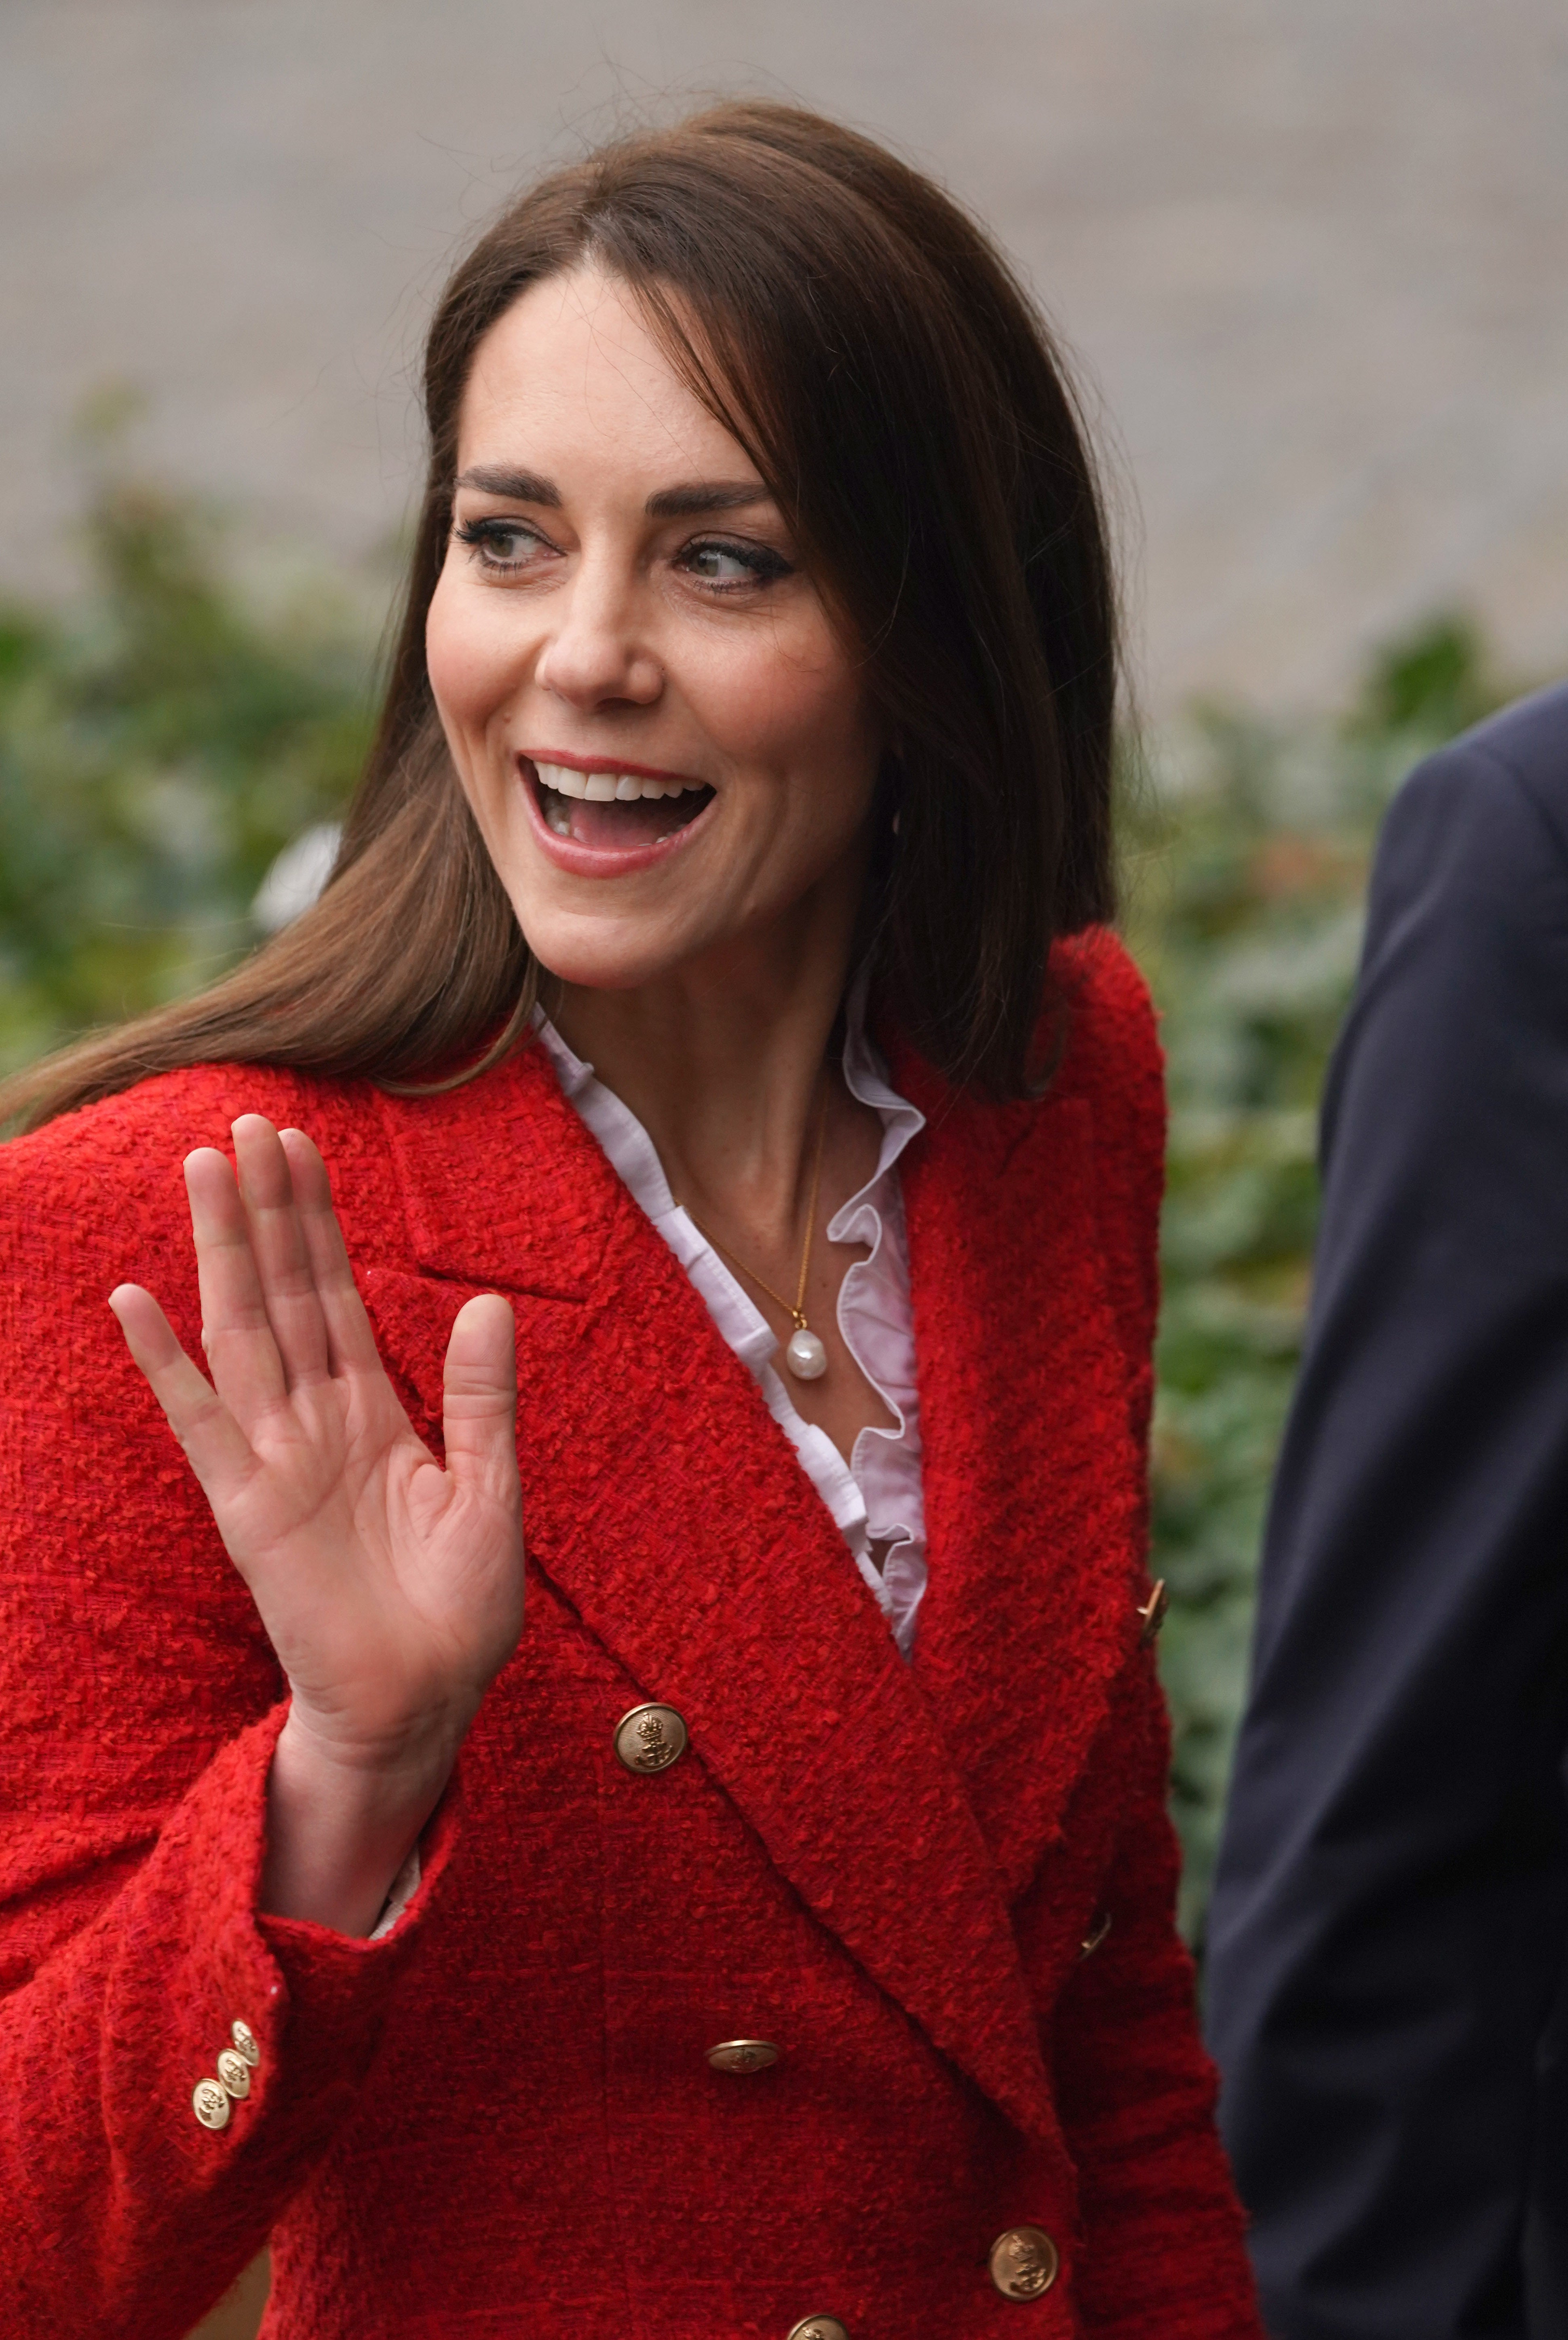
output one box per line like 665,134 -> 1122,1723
217,2046 -> 252,2100
1137,1580 -> 1169,1646
231,2018 -> 261,2068
787,2320 -> 849,2340
192,2078 -> 232,2131
614,1702 -> 688,1774
989,2226 -> 1059,2300
1078,1911 -> 1112,1960
706,2038 -> 780,2074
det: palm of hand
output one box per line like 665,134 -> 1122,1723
112,1115 -> 523,1768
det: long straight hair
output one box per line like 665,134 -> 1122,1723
2,102 -> 1119,1132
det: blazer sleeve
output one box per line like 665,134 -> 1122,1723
1049,1659 -> 1263,2337
0,1097 -> 457,2340
1041,933 -> 1262,2336
1205,691 -> 1568,2340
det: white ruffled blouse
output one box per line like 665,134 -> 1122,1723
532,984 -> 929,1658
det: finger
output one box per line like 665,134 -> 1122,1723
232,1115 -> 330,1388
109,1283 -> 259,1500
441,1294 -> 519,1513
276,1128 -> 383,1376
184,1145 -> 289,1427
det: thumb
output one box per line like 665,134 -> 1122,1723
441,1292 -> 519,1508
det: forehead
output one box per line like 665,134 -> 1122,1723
456,265 -> 761,490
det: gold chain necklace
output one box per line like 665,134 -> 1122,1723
680,1075 -> 832,1382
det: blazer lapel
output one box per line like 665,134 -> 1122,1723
892,1043 -> 1150,1901
375,1045 -> 1055,2142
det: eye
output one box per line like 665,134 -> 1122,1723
678,538 -> 792,591
454,517 -> 552,574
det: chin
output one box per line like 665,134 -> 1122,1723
521,919 -> 701,996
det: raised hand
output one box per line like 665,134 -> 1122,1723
110,1115 -> 523,1935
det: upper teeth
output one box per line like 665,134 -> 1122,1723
534,762 -> 705,802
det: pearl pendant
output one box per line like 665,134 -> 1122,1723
785,1326 -> 828,1381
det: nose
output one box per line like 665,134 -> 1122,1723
533,552 -> 664,713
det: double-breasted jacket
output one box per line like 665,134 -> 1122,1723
0,930 -> 1261,2338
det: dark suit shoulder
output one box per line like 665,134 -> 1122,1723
1383,680 -> 1568,883
1451,677 -> 1568,795
1355,686 -> 1568,1053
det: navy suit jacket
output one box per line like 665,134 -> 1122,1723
1207,682 -> 1568,2340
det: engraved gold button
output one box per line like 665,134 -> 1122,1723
217,2046 -> 252,2100
706,2038 -> 780,2074
989,2226 -> 1059,2299
614,1702 -> 688,1774
231,2018 -> 261,2068
192,2077 -> 232,2131
1137,1580 -> 1169,1646
787,2319 -> 850,2340
1078,1911 -> 1112,1960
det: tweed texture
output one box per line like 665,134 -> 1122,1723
0,930 -> 1260,2339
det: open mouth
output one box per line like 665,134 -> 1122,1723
527,758 -> 715,852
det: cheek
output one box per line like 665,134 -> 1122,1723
689,627 -> 878,787
425,566 -> 518,740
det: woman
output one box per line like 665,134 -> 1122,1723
0,105 -> 1260,2339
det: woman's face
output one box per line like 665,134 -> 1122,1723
425,265 -> 884,994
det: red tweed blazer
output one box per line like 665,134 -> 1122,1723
0,930 -> 1261,2340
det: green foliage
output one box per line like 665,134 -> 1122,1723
1129,618 -> 1521,1939
0,476 -> 1538,1941
0,478 -> 374,1071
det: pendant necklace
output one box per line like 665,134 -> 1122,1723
681,1075 -> 832,1382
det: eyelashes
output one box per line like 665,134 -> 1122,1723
454,517 -> 546,572
452,516 -> 793,593
676,538 -> 793,589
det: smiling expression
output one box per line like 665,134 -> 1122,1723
424,265 -> 886,995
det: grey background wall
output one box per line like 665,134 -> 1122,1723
3,0 -> 1566,714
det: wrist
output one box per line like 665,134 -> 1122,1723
261,1706 -> 461,1937
277,1696 -> 468,1799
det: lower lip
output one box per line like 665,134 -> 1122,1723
518,760 -> 716,877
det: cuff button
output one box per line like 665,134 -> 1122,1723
231,2018 -> 261,2067
192,2078 -> 232,2131
217,2047 -> 252,2100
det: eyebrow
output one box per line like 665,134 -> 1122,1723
455,466 -> 560,505
454,466 -> 772,520
644,480 -> 772,519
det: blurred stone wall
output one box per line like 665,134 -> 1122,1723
3,0 -> 1566,714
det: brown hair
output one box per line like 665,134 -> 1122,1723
4,100 -> 1118,1132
